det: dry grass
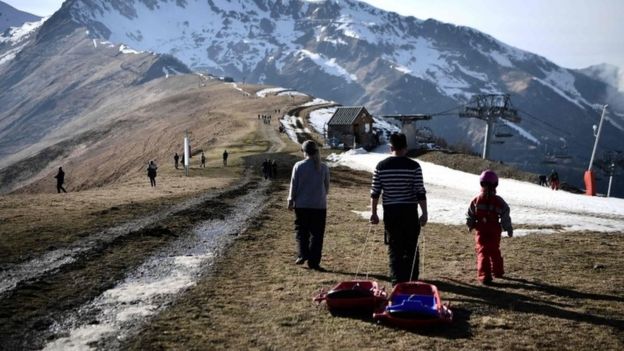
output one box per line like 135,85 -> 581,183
126,163 -> 624,350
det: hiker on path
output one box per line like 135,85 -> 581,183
147,160 -> 158,187
55,167 -> 67,193
538,174 -> 547,186
174,153 -> 180,169
370,133 -> 427,285
271,160 -> 278,179
288,140 -> 330,271
466,169 -> 513,285
262,159 -> 270,179
549,169 -> 560,190
223,149 -> 228,166
200,152 -> 206,168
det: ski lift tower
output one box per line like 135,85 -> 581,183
382,114 -> 432,150
459,94 -> 521,159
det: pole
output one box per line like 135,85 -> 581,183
588,105 -> 608,171
607,163 -> 615,198
482,117 -> 494,159
184,130 -> 189,176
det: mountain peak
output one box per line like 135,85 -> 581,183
0,1 -> 41,32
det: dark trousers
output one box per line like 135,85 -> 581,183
57,182 -> 67,193
149,177 -> 156,187
294,208 -> 327,267
383,205 -> 420,285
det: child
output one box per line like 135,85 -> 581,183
466,170 -> 513,284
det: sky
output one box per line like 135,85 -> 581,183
4,0 -> 623,70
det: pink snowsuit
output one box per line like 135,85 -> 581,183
466,188 -> 513,282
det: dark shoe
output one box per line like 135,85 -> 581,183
481,277 -> 493,285
295,257 -> 306,265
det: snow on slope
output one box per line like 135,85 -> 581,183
0,17 -> 46,66
328,145 -> 624,236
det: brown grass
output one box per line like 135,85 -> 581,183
126,162 -> 624,350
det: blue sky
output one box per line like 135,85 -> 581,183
4,0 -> 624,70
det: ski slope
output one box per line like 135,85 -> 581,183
328,146 -> 624,236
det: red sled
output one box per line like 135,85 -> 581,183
313,280 -> 387,313
373,281 -> 452,328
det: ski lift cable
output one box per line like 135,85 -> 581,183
430,104 -> 466,117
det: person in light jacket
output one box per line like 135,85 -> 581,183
288,140 -> 330,271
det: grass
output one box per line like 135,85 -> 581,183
125,164 -> 624,350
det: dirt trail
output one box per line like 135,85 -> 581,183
0,176 -> 249,295
42,181 -> 271,350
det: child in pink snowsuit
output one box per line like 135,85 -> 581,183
466,170 -> 513,284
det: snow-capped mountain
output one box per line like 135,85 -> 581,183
2,0 -> 623,195
59,0 -> 624,193
0,1 -> 40,32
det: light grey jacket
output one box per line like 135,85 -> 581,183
288,158 -> 330,209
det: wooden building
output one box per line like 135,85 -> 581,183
327,106 -> 377,150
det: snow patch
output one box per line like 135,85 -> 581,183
297,49 -> 357,82
309,107 -> 337,134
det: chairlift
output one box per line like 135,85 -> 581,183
541,156 -> 558,165
494,125 -> 513,138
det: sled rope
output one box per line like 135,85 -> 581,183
410,228 -> 423,281
354,224 -> 374,280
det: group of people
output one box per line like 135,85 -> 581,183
288,133 -> 513,285
538,169 -> 560,190
173,150 -> 229,170
261,159 -> 278,180
258,114 -> 273,125
144,149 -> 229,187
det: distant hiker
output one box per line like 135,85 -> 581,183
54,167 -> 67,193
288,140 -> 330,271
538,174 -> 548,186
370,133 -> 427,285
262,159 -> 271,179
223,149 -> 228,166
549,169 -> 560,190
147,161 -> 158,187
466,170 -> 513,285
200,152 -> 206,168
271,160 -> 278,179
174,153 -> 180,169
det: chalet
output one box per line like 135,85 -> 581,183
327,106 -> 377,150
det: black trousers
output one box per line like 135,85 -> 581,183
294,208 -> 327,267
383,204 -> 420,285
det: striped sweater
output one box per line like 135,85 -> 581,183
371,156 -> 426,206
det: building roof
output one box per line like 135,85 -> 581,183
328,106 -> 369,126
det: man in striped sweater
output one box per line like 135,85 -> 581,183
370,133 -> 428,285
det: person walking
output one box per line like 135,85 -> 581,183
370,133 -> 427,286
549,169 -> 560,190
174,153 -> 180,169
466,170 -> 513,285
200,152 -> 206,168
262,159 -> 270,179
147,160 -> 158,187
54,167 -> 67,193
288,140 -> 330,271
223,149 -> 228,166
271,159 -> 278,179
